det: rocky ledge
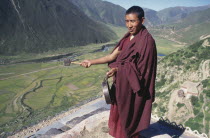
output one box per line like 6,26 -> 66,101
10,98 -> 208,138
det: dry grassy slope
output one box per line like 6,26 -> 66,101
153,38 -> 210,135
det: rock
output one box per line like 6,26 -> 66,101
44,128 -> 64,135
59,126 -> 71,132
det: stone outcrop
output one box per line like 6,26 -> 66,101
10,98 -> 208,138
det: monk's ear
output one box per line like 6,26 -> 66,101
141,17 -> 145,24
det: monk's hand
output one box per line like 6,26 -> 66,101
106,68 -> 118,78
81,60 -> 91,68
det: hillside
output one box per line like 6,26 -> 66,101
157,5 -> 210,24
144,8 -> 162,26
174,8 -> 210,29
149,8 -> 210,45
0,0 -> 116,55
171,8 -> 210,44
70,0 -> 125,26
153,38 -> 210,136
70,0 -> 164,27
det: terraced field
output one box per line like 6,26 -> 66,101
0,50 -> 110,134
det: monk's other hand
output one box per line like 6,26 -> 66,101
81,60 -> 91,68
106,68 -> 118,77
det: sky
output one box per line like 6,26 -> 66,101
102,0 -> 210,11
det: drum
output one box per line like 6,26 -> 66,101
101,77 -> 112,104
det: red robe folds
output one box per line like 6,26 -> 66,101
108,26 -> 157,138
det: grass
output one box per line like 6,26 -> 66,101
105,24 -> 127,39
178,22 -> 210,44
0,62 -> 58,80
154,36 -> 183,55
0,50 -> 109,134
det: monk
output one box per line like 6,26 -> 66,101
81,6 -> 157,138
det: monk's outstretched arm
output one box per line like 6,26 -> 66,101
81,47 -> 120,67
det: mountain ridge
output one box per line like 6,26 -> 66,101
0,0 -> 117,55
70,0 -> 210,27
157,4 -> 210,24
70,0 -> 125,26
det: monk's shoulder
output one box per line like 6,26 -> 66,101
146,32 -> 155,42
145,33 -> 156,48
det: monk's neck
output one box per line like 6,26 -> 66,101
130,35 -> 134,40
129,26 -> 144,40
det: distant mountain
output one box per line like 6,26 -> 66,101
173,8 -> 210,43
144,8 -> 162,26
0,0 -> 116,55
68,1 -> 210,28
70,0 -> 164,27
149,8 -> 210,44
157,5 -> 210,24
70,0 -> 125,26
174,8 -> 210,29
1,0 -> 209,55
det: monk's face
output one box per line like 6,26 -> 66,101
125,13 -> 144,35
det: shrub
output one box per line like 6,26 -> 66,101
177,103 -> 185,108
191,96 -> 199,106
202,79 -> 209,88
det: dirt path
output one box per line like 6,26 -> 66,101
13,96 -> 20,112
0,65 -> 63,81
167,90 -> 177,120
170,30 -> 183,38
202,39 -> 210,47
0,72 -> 15,76
201,60 -> 210,80
182,101 -> 194,124
159,34 -> 186,45
200,34 -> 210,40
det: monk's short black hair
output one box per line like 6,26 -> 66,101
126,6 -> 144,19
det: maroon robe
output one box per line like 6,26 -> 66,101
108,26 -> 157,138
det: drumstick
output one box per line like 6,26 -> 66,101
63,58 -> 81,66
71,61 -> 81,65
